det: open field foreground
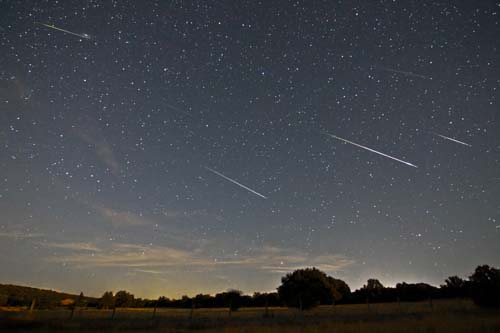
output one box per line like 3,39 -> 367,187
1,300 -> 500,333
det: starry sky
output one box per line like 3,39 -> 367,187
0,0 -> 498,299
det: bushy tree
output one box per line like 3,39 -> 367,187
395,282 -> 438,302
327,277 -> 351,301
278,267 -> 348,310
441,276 -> 468,298
364,279 -> 384,291
226,289 -> 243,311
251,292 -> 281,307
445,276 -> 465,289
193,294 -> 213,308
469,265 -> 500,307
180,295 -> 193,308
362,279 -> 384,302
215,289 -> 243,311
115,290 -> 135,307
156,296 -> 171,307
98,291 -> 115,309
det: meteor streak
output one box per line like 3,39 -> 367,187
204,167 -> 268,199
435,133 -> 472,147
378,66 -> 432,80
323,132 -> 418,168
38,23 -> 91,40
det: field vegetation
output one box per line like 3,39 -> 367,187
1,299 -> 500,332
1,265 -> 499,332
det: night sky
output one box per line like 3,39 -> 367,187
0,1 -> 498,299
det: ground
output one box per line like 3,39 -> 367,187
1,299 -> 500,332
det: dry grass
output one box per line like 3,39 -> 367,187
1,299 -> 499,332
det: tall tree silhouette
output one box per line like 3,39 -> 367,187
362,279 -> 385,302
278,267 -> 349,310
98,291 -> 115,309
441,276 -> 467,298
115,290 -> 135,307
469,265 -> 500,307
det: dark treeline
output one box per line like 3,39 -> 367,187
0,284 -> 97,308
347,265 -> 499,307
1,264 -> 499,310
88,289 -> 282,311
141,290 -> 281,310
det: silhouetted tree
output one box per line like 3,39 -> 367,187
469,265 -> 500,307
327,277 -> 351,303
227,289 -> 243,311
441,276 -> 468,298
71,292 -> 85,308
445,276 -> 465,289
395,282 -> 438,302
362,279 -> 384,302
251,292 -> 281,307
278,267 -> 348,310
214,289 -> 243,311
98,291 -> 115,309
180,295 -> 193,308
193,294 -> 212,308
114,290 -> 135,307
156,296 -> 171,307
364,279 -> 384,290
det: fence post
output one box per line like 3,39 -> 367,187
26,298 -> 36,319
30,298 -> 36,312
189,304 -> 194,320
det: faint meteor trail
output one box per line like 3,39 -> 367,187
435,133 -> 472,147
204,167 -> 268,199
378,66 -> 432,80
322,132 -> 418,168
38,23 -> 91,40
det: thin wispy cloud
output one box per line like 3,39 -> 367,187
47,243 -> 199,269
0,230 -> 44,240
41,242 -> 101,252
95,205 -> 152,227
79,132 -> 122,176
82,201 -> 206,250
46,242 -> 354,275
240,247 -> 354,274
260,258 -> 355,274
162,209 -> 209,220
92,203 -> 210,230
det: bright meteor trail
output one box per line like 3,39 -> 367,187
204,167 -> 268,199
378,66 -> 432,80
38,23 -> 91,40
323,132 -> 418,168
435,133 -> 472,147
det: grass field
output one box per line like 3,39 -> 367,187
1,299 -> 499,332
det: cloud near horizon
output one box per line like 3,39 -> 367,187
0,229 -> 44,240
45,242 -> 354,275
40,242 -> 101,252
95,206 -> 152,227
